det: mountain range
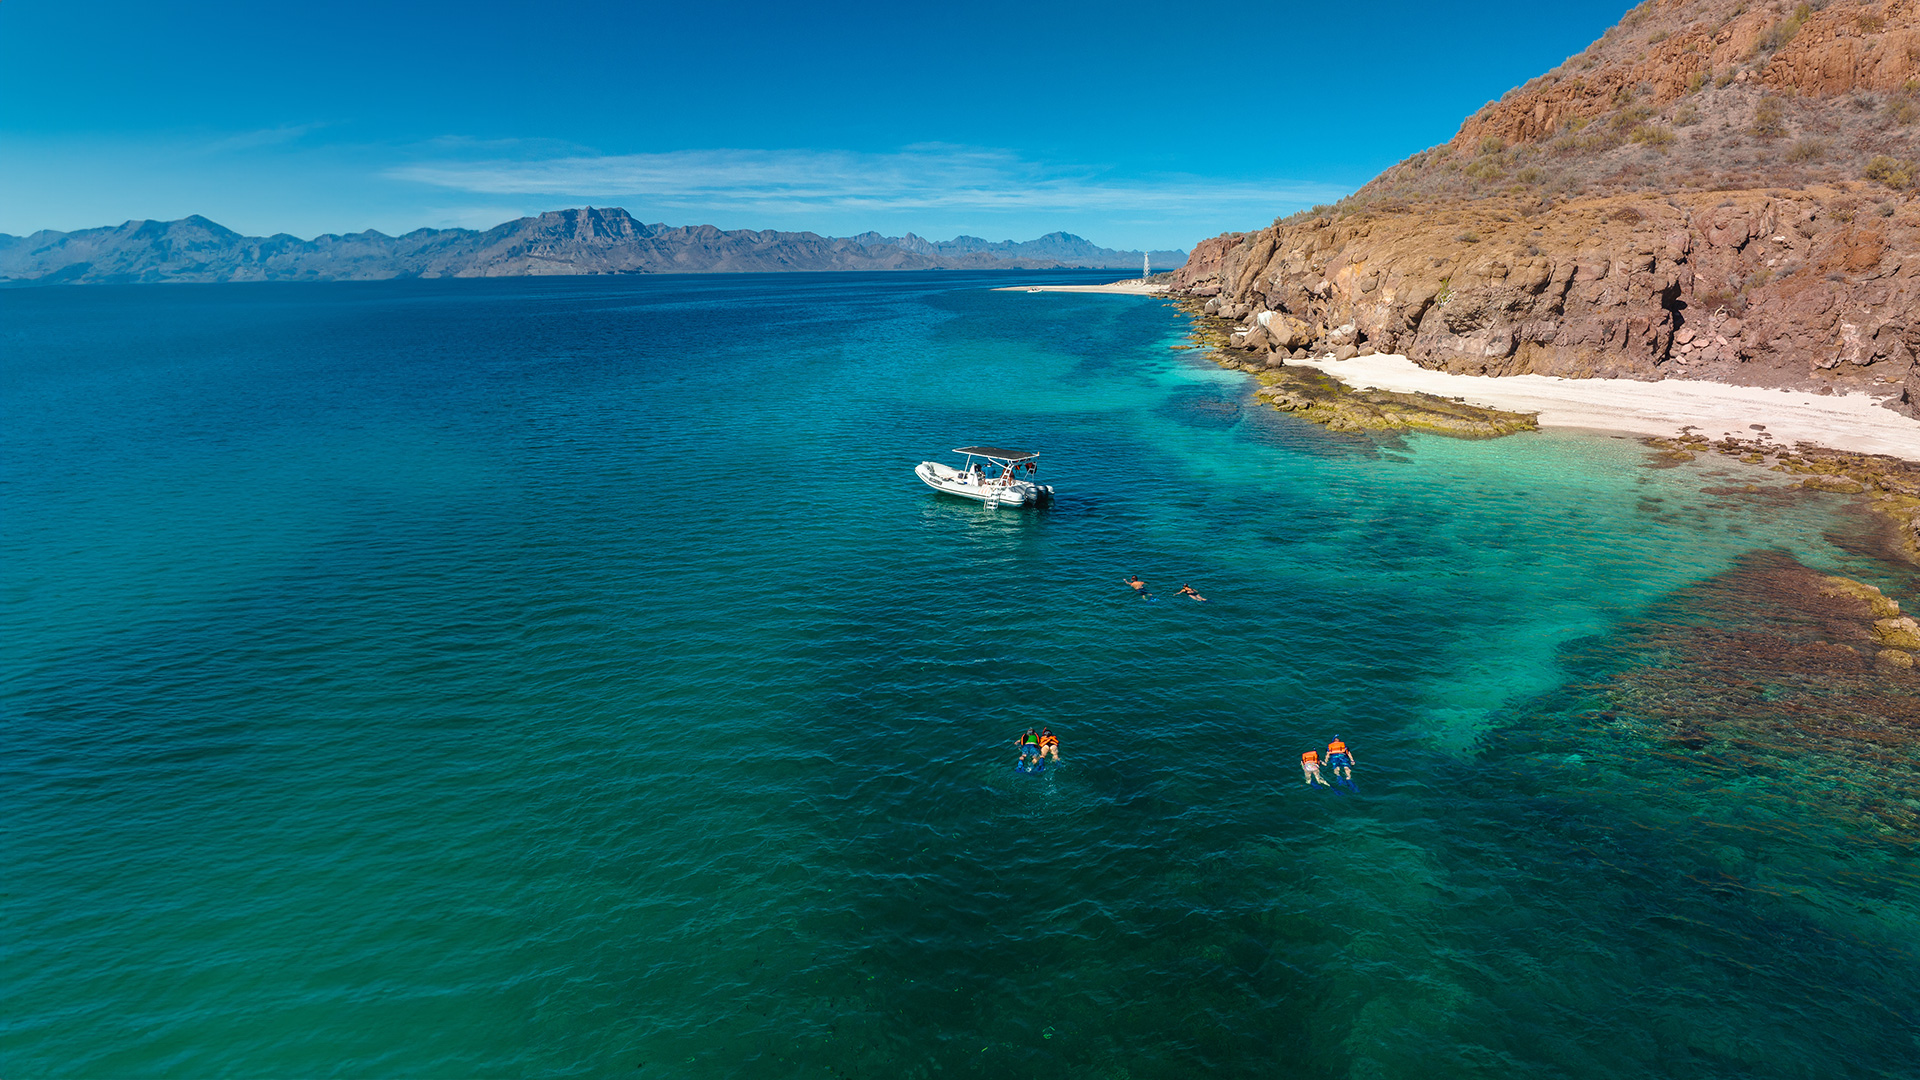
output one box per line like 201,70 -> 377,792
0,207 -> 1186,285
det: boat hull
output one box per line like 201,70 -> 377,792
915,461 -> 1051,506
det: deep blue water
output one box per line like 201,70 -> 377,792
3,271 -> 1916,1077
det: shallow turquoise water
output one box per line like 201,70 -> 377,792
3,272 -> 1916,1077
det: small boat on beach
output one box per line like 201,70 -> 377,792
916,446 -> 1054,508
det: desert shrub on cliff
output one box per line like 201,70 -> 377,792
1787,137 -> 1828,162
1612,104 -> 1657,131
1632,123 -> 1678,150
1335,0 -> 1920,209
1750,3 -> 1812,57
1464,157 -> 1507,180
1864,155 -> 1916,189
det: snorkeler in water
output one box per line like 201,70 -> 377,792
1178,584 -> 1207,602
1015,728 -> 1041,764
1325,737 -> 1355,781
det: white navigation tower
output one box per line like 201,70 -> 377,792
1143,252 -> 1150,281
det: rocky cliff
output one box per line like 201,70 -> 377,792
0,208 -> 1183,285
1172,0 -> 1920,418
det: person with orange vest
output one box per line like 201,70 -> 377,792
1038,728 -> 1060,761
1325,737 -> 1355,781
1301,749 -> 1329,787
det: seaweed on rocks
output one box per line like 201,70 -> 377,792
1503,549 -> 1920,840
1645,432 -> 1920,565
1177,299 -> 1540,439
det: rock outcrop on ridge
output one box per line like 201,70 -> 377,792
1172,0 -> 1920,419
0,208 -> 1185,285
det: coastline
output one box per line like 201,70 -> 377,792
1163,294 -> 1920,565
1292,352 -> 1920,459
1015,279 -> 1920,458
993,279 -> 1169,295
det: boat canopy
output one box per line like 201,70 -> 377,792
953,446 -> 1037,461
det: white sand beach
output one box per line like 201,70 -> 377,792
1294,353 -> 1920,459
994,280 -> 1168,295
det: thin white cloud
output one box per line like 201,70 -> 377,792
386,146 -> 1347,219
202,123 -> 335,153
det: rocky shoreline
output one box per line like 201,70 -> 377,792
1642,428 -> 1920,565
1177,299 -> 1541,438
1169,294 -> 1920,567
1172,187 -> 1920,418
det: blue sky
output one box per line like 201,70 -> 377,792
0,0 -> 1632,251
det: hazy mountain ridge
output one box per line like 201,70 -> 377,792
1173,0 -> 1920,419
0,207 -> 1184,284
848,229 -> 1186,266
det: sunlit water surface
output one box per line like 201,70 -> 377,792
3,272 -> 1916,1077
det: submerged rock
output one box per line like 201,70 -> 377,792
1510,550 -> 1920,841
1820,577 -> 1903,619
1252,363 -> 1538,437
1873,616 -> 1920,650
1642,436 -> 1920,567
1801,475 -> 1868,494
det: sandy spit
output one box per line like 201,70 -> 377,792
1292,353 -> 1920,459
993,280 -> 1169,295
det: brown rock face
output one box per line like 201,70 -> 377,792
1456,0 -> 1920,149
1172,187 -> 1920,404
1172,0 -> 1920,418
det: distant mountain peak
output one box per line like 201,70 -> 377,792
0,209 -> 1188,285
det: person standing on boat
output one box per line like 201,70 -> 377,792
1038,728 -> 1059,762
1325,737 -> 1355,781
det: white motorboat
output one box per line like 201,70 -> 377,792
915,446 -> 1054,508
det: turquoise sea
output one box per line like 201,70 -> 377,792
3,271 -> 1916,1077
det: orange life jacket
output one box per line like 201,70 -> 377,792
1327,741 -> 1347,756
1039,735 -> 1058,747
1302,751 -> 1319,764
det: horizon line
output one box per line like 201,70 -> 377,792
0,205 -> 1195,252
